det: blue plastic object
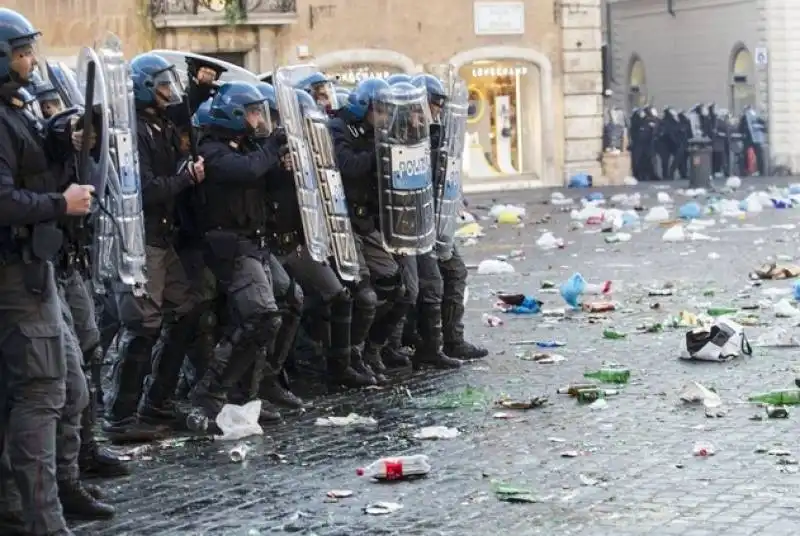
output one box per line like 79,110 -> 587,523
560,273 -> 587,309
678,202 -> 701,219
504,296 -> 543,315
793,281 -> 800,301
568,173 -> 591,188
586,192 -> 604,202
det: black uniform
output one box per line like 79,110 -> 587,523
0,84 -> 76,534
261,162 -> 376,391
328,114 -> 408,378
188,131 -> 287,428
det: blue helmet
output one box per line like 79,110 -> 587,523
130,53 -> 182,107
208,81 -> 270,136
411,74 -> 447,106
255,82 -> 277,112
296,72 -> 328,91
295,89 -> 317,115
191,98 -> 213,128
386,74 -> 412,85
345,78 -> 389,121
0,9 -> 41,85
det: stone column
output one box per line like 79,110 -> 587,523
560,0 -> 604,184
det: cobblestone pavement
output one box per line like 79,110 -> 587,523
76,178 -> 800,535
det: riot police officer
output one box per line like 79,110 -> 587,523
415,74 -> 487,361
0,7 -> 99,533
103,53 -> 208,442
30,75 -> 130,487
186,81 -> 288,430
297,72 -> 336,116
257,84 -> 375,392
329,78 -> 410,381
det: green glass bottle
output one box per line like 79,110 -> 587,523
583,368 -> 630,384
707,307 -> 738,317
603,329 -> 627,339
748,390 -> 800,405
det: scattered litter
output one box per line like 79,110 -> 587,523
314,413 -> 378,427
693,443 -> 716,457
536,231 -> 564,250
215,401 -> 264,441
767,405 -> 789,418
364,502 -> 403,515
749,263 -> 800,280
679,381 -> 722,409
495,396 -> 548,410
492,482 -> 539,503
477,259 -> 515,275
753,327 -> 800,347
228,443 -> 252,463
413,426 -> 460,440
327,489 -> 354,499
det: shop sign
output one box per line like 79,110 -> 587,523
473,2 -> 525,36
327,67 -> 396,85
471,65 -> 529,78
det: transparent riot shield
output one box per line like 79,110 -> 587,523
374,85 -> 436,255
274,66 -> 330,263
281,64 -> 360,281
150,49 -> 260,85
91,33 -> 148,294
687,111 -> 707,140
434,75 -> 467,250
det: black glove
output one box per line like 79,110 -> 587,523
270,126 -> 287,146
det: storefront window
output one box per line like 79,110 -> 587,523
325,64 -> 403,88
459,60 -> 540,178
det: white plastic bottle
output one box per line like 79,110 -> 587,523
356,454 -> 431,480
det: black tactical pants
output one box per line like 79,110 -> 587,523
0,261 -> 71,534
394,252 -> 444,348
438,245 -> 469,346
106,244 -> 201,424
357,230 -> 406,348
191,247 -> 283,414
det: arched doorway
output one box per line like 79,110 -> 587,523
730,45 -> 755,115
449,46 -> 554,184
627,55 -> 647,113
314,49 -> 416,88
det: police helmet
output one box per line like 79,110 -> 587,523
191,98 -> 213,129
29,71 -> 59,103
255,82 -> 277,112
295,89 -> 317,114
208,81 -> 270,137
386,73 -> 412,85
0,9 -> 42,85
130,53 -> 183,107
296,71 -> 328,91
345,78 -> 389,121
411,74 -> 447,107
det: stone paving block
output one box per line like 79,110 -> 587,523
70,178 -> 800,534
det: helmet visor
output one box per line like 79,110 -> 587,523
243,101 -> 272,138
10,40 -> 44,85
151,66 -> 183,106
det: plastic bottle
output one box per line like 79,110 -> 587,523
357,455 -> 431,480
748,390 -> 800,405
583,368 -> 630,384
602,328 -> 627,339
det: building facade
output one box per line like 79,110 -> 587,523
607,0 -> 800,172
15,0 -> 608,186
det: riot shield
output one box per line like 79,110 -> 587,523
150,49 -> 259,85
93,33 -> 148,293
687,111 -> 707,140
374,84 -> 436,255
76,46 -> 111,197
434,73 -> 467,250
742,108 -> 766,144
274,66 -> 330,263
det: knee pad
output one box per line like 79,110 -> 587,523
353,282 -> 378,310
284,279 -> 304,314
330,287 -> 352,306
373,272 -> 404,302
248,312 -> 282,347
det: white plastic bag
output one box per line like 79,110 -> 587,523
215,400 -> 264,441
477,259 -> 515,275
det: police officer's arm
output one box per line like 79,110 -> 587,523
328,119 -> 375,182
138,128 -> 194,207
200,139 -> 280,184
44,107 -> 83,165
0,118 -> 66,225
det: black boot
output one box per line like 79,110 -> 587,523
362,342 -> 389,384
382,319 -> 413,369
103,331 -> 169,443
327,348 -> 376,388
138,311 -> 198,426
414,303 -> 462,369
259,300 -> 306,409
441,299 -> 488,359
58,479 -> 115,520
79,378 -> 131,479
